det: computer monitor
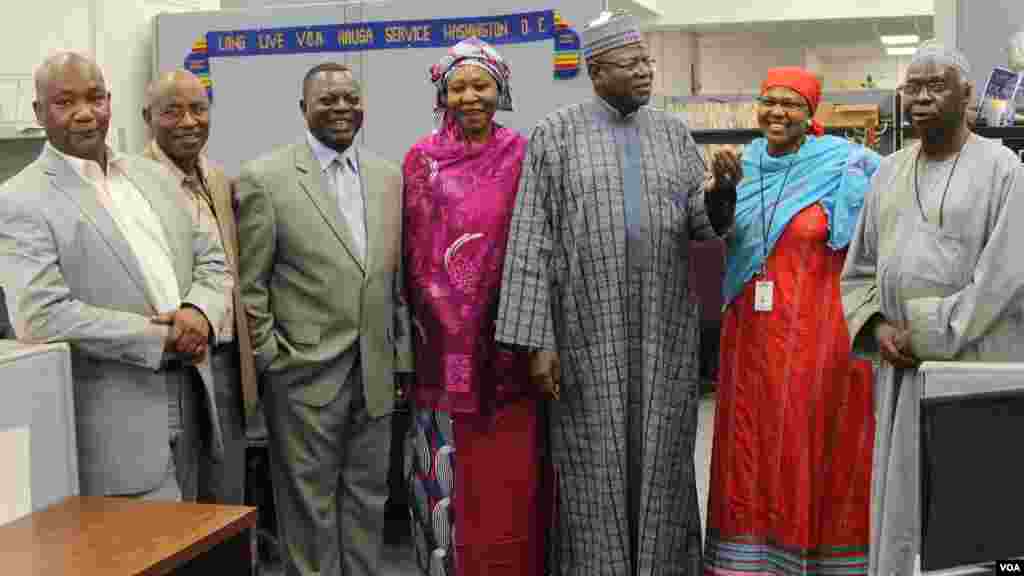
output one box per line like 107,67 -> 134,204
918,362 -> 1024,574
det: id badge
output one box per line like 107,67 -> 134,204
754,280 -> 774,312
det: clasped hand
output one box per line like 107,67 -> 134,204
153,306 -> 211,364
874,319 -> 918,369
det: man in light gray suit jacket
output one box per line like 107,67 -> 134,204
0,52 -> 231,500
236,62 -> 413,576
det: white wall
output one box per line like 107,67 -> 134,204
0,3 -> 93,81
0,0 -> 218,154
818,53 -> 912,90
696,33 -> 804,94
0,2 -> 93,127
655,0 -> 932,27
100,0 -> 220,155
933,0 -> 958,46
646,30 -> 697,96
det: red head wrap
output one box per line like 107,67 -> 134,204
761,67 -> 825,136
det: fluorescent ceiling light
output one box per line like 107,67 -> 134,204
881,34 -> 920,45
887,46 -> 919,56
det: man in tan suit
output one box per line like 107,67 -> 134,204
141,69 -> 257,505
236,62 -> 413,576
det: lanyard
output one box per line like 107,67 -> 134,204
758,153 -> 796,276
913,141 -> 965,229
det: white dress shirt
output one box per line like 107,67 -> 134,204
306,130 -> 366,262
48,143 -> 181,314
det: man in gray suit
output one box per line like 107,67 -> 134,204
236,62 -> 412,576
0,52 -> 231,501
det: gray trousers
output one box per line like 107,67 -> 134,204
198,342 -> 247,505
264,353 -> 392,576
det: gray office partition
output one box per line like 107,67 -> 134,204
0,341 -> 78,516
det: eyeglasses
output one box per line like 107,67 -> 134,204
594,57 -> 657,72
898,80 -> 949,97
756,96 -> 807,112
159,104 -> 210,122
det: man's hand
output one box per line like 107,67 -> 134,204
153,306 -> 211,364
396,373 -> 415,403
529,349 -> 561,400
707,147 -> 743,191
874,319 -> 918,369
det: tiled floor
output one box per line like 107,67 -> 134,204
258,531 -> 419,575
260,394 -> 718,575
695,393 -> 716,538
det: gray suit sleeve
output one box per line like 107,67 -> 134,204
131,157 -> 232,335
235,165 -> 279,373
0,195 -> 168,368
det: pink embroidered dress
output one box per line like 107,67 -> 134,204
404,117 -> 530,416
403,114 -> 546,576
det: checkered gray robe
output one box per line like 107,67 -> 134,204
496,98 -> 726,576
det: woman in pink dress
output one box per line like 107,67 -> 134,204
402,38 -> 547,576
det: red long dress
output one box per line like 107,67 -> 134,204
705,204 -> 875,575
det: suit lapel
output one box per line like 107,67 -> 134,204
42,149 -> 157,311
294,143 -> 365,272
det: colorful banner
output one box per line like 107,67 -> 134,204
207,10 -> 555,57
185,10 -> 580,100
552,12 -> 581,80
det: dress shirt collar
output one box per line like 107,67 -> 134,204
306,130 -> 358,176
146,139 -> 210,188
46,141 -> 123,182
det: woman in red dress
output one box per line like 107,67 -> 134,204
704,68 -> 879,575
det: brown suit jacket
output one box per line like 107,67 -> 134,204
143,141 -> 259,424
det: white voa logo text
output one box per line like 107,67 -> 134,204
998,561 -> 1023,574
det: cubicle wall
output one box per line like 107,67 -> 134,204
0,342 -> 78,522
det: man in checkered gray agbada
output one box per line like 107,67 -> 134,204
496,11 -> 740,576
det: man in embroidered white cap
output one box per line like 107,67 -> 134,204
496,10 -> 740,575
842,40 -> 1024,576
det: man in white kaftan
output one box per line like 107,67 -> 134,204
841,42 -> 1024,576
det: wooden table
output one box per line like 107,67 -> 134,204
0,496 -> 257,575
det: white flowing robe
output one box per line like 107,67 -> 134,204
841,134 -> 1024,576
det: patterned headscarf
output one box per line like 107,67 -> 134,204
429,37 -> 513,126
